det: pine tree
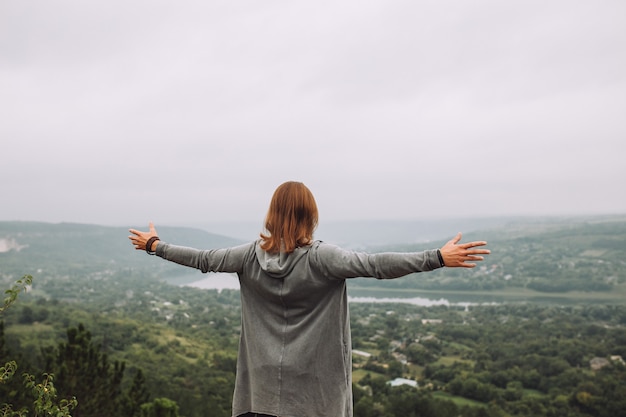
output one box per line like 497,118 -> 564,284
2,275 -> 77,417
43,323 -> 127,417
122,368 -> 151,417
139,397 -> 180,417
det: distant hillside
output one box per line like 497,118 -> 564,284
0,221 -> 244,281
193,217 -> 525,248
1,216 -> 625,295
351,215 -> 626,294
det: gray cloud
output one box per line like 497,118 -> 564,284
1,0 -> 625,227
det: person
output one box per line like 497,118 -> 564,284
129,181 -> 490,417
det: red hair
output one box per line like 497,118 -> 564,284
260,181 -> 318,254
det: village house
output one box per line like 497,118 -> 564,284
387,378 -> 418,388
589,357 -> 610,371
590,355 -> 625,371
353,350 -> 372,359
421,319 -> 443,325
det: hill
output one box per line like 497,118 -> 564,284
193,216 -> 521,247
2,217 -> 626,417
0,221 -> 244,286
349,215 -> 626,295
1,216 -> 626,295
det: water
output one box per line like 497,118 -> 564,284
170,273 -> 624,306
176,272 -> 240,290
173,273 -> 495,306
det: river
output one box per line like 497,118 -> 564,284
170,273 -> 464,306
168,272 -> 624,306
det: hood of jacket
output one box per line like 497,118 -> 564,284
255,241 -> 312,279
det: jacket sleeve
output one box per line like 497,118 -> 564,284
312,242 -> 443,280
155,241 -> 254,274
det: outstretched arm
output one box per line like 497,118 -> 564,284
128,222 -> 251,273
128,222 -> 160,252
439,232 -> 490,268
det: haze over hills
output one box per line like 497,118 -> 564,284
0,221 -> 244,281
179,217 -> 520,248
4,213 -> 625,251
3,218 -> 626,417
2,214 -> 625,297
181,214 -> 626,249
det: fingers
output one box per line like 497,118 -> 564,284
460,243 -> 490,260
128,223 -> 159,253
455,254 -> 484,268
459,246 -> 489,266
461,240 -> 488,249
467,248 -> 491,255
441,233 -> 490,268
128,233 -> 143,248
449,235 -> 488,251
449,232 -> 462,245
128,222 -> 156,235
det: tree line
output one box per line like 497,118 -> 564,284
3,273 -> 626,416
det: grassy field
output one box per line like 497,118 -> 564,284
431,391 -> 487,408
432,355 -> 474,368
5,322 -> 59,344
523,388 -> 547,398
352,368 -> 386,383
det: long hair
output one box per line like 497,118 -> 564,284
260,181 -> 318,254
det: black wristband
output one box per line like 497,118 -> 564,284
146,236 -> 160,255
437,249 -> 445,267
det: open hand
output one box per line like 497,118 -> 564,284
440,232 -> 490,268
128,222 -> 159,251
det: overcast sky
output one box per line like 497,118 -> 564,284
1,0 -> 625,230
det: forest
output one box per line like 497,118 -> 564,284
350,216 -> 626,294
1,217 -> 625,416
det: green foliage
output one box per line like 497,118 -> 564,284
23,373 -> 78,417
350,216 -> 626,294
2,276 -> 77,417
139,398 -> 180,417
3,219 -> 626,417
39,323 -> 152,417
0,222 -> 242,283
3,217 -> 626,297
0,360 -> 17,384
1,282 -> 236,417
121,369 -> 150,417
1,372 -> 78,417
351,302 -> 626,417
1,276 -> 32,314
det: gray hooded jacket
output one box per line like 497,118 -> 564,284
156,240 -> 442,417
